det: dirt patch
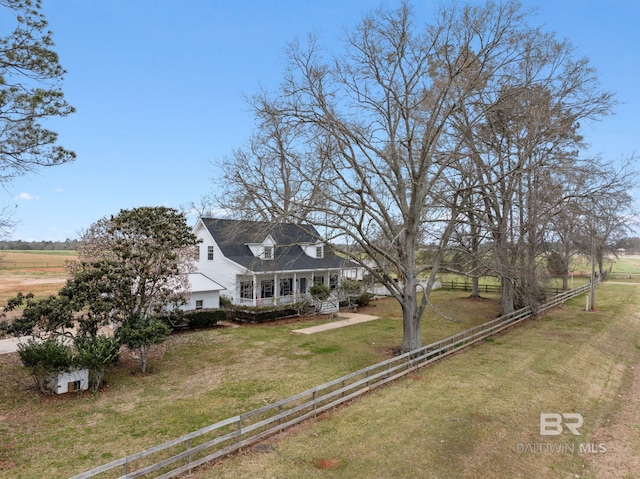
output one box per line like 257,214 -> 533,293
313,457 -> 342,470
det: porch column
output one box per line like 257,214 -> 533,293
293,272 -> 298,301
253,273 -> 257,307
274,272 -> 279,305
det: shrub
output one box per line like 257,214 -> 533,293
116,316 -> 171,373
355,292 -> 372,306
184,309 -> 227,329
74,335 -> 120,392
232,302 -> 310,323
17,338 -> 74,394
157,310 -> 188,330
546,251 -> 567,277
219,295 -> 233,308
310,284 -> 331,300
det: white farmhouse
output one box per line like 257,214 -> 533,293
192,218 -> 362,307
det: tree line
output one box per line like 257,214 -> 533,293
0,239 -> 79,251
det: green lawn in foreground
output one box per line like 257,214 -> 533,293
191,282 -> 640,479
0,291 -> 500,479
1,256 -> 638,478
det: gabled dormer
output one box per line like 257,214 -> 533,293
246,234 -> 276,260
300,242 -> 325,259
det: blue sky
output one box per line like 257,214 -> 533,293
4,0 -> 639,241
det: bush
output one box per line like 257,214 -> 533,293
219,295 -> 232,308
183,309 -> 227,329
546,251 -> 567,277
232,302 -> 310,323
355,291 -> 372,306
74,335 -> 120,392
116,316 -> 171,373
157,310 -> 188,330
17,338 -> 74,394
309,283 -> 331,300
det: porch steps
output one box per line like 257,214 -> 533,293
318,297 -> 339,314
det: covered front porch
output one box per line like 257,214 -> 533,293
234,269 -> 341,307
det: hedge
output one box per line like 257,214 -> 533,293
159,309 -> 227,331
183,309 -> 227,329
231,302 -> 311,324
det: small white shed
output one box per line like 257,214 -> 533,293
46,368 -> 89,394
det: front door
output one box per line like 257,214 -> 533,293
299,277 -> 307,294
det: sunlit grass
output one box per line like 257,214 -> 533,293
190,282 -> 640,479
0,290 -> 501,478
1,251 -> 639,478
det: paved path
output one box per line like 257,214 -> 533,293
0,336 -> 31,355
291,312 -> 380,335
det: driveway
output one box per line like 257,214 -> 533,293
0,336 -> 29,355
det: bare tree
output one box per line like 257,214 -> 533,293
453,33 -> 614,313
214,1 -> 587,352
579,161 -> 638,278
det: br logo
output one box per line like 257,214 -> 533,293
540,413 -> 583,436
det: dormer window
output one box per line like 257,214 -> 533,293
264,245 -> 273,260
315,245 -> 324,259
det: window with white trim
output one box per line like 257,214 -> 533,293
207,246 -> 214,260
316,245 -> 324,258
264,245 -> 273,260
195,300 -> 203,309
261,279 -> 274,298
280,277 -> 293,296
240,281 -> 253,299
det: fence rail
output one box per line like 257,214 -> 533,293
438,280 -> 589,296
70,281 -> 596,479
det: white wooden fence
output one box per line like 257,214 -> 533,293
69,281 -> 596,479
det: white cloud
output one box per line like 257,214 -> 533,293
18,192 -> 39,201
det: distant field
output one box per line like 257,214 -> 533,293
608,255 -> 640,274
0,250 -> 77,269
0,250 -> 76,304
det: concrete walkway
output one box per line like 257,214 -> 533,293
291,312 -> 380,335
0,336 -> 31,355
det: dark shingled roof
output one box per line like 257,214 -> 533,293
200,218 -> 357,273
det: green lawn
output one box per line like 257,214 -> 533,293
1,257 -> 638,478
190,282 -> 640,479
0,291 -> 500,479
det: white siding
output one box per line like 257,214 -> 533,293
183,290 -> 220,310
193,220 -> 245,301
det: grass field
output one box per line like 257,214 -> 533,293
0,253 -> 639,478
195,282 -> 640,479
0,250 -> 76,304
